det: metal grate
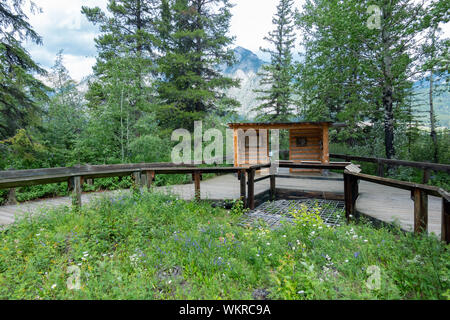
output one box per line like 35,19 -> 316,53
239,199 -> 345,230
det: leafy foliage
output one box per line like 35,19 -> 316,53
0,192 -> 448,299
252,0 -> 296,121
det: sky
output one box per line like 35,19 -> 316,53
23,0 -> 448,82
24,0 -> 305,82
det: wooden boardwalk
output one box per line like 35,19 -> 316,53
0,171 -> 443,237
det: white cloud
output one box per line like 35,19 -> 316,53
230,0 -> 304,58
24,0 -> 106,81
21,0 -> 450,82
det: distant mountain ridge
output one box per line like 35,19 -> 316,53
223,46 -> 266,74
222,47 -> 449,127
222,47 -> 267,118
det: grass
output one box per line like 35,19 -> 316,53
0,191 -> 449,300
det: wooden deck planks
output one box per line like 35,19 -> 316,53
0,173 -> 444,237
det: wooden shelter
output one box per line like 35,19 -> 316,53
228,122 -> 332,173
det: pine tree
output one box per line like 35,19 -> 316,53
296,0 -> 431,159
0,0 -> 49,140
154,0 -> 239,131
81,0 -> 159,161
43,51 -> 86,166
296,0 -> 377,144
252,0 -> 296,122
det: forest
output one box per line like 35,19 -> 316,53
0,0 -> 449,204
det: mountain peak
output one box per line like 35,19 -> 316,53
223,46 -> 266,75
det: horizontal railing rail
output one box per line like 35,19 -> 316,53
331,154 -> 450,172
1,160 -> 448,244
278,150 -> 449,183
331,153 -> 450,184
343,169 -> 449,243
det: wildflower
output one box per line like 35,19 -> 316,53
364,240 -> 368,243
266,242 -> 270,246
345,259 -> 349,263
36,234 -> 40,237
268,253 -> 272,257
297,290 -> 305,294
354,252 -> 360,258
51,284 -> 57,289
282,235 -> 287,238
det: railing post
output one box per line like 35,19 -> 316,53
377,160 -> 385,177
239,169 -> 246,207
145,171 -> 155,191
344,172 -> 358,222
270,174 -> 276,201
140,172 -> 148,189
248,168 -> 255,210
193,171 -> 201,201
441,197 -> 449,244
422,168 -> 431,184
69,176 -> 82,208
413,188 -> 428,234
6,188 -> 17,205
132,171 -> 141,189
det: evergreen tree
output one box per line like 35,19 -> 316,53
43,51 -> 86,166
296,0 -> 377,144
154,0 -> 239,131
0,0 -> 49,140
296,0 -> 429,159
419,0 -> 450,162
252,0 -> 296,122
81,0 -> 159,162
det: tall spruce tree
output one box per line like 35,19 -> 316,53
296,0 -> 429,159
419,0 -> 450,163
0,0 -> 49,141
296,0 -> 378,144
252,0 -> 296,122
43,51 -> 86,166
81,0 -> 158,162
154,0 -> 239,131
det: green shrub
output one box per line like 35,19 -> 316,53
0,192 -> 448,300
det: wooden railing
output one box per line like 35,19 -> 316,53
0,162 -> 271,208
343,169 -> 450,243
1,161 -> 448,243
331,153 -> 450,183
